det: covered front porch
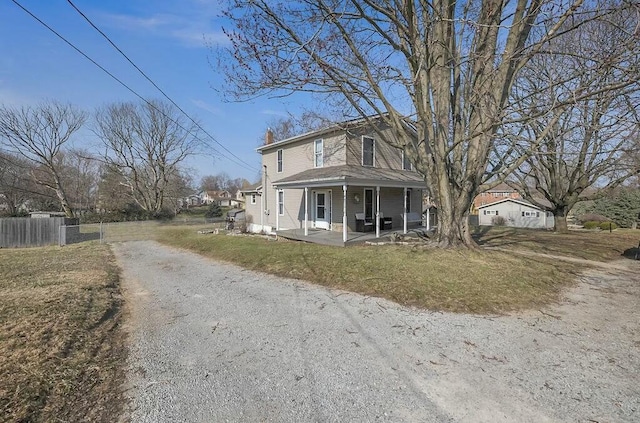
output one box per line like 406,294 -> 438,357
272,165 -> 430,244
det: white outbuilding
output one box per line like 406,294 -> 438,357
477,198 -> 554,229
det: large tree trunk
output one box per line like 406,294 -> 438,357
553,206 -> 569,233
434,182 -> 476,248
438,209 -> 475,248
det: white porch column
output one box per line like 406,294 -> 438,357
375,186 -> 380,238
304,187 -> 309,236
342,184 -> 348,243
403,187 -> 408,234
426,207 -> 431,230
424,189 -> 430,230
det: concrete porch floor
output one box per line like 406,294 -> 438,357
276,226 -> 433,247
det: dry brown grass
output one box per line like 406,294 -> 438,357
474,227 -> 640,262
0,243 -> 127,423
158,228 -> 582,314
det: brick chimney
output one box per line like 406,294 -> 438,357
265,128 -> 274,145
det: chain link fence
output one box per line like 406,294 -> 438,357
60,218 -> 228,246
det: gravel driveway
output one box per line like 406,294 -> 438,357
113,241 -> 639,422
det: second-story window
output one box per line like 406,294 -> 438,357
402,151 -> 413,171
314,139 -> 323,168
277,149 -> 283,173
362,136 -> 375,166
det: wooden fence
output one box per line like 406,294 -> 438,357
0,217 -> 78,248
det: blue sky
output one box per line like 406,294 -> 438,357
0,0 -> 308,183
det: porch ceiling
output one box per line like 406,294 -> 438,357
272,165 -> 425,189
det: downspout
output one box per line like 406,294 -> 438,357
261,165 -> 267,232
275,186 -> 279,231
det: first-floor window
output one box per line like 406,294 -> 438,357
522,211 -> 540,217
278,190 -> 284,215
483,210 -> 498,215
250,193 -> 256,204
364,188 -> 374,220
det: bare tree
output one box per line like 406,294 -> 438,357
94,100 -> 201,215
0,151 -> 37,215
200,173 -> 231,192
0,101 -> 86,217
503,11 -> 640,232
165,169 -> 196,213
58,149 -> 100,214
215,0 -> 639,247
264,110 -> 335,142
96,164 -> 131,213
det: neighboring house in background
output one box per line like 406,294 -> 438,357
232,190 -> 246,209
179,194 -> 202,208
477,198 -> 554,229
471,183 -> 521,214
239,184 -> 261,214
244,117 -> 427,243
199,190 -> 234,206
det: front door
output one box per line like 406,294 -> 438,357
314,191 -> 331,230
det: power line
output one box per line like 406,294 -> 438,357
8,0 -> 257,172
65,0 -> 257,171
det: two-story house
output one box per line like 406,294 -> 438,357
200,190 -> 234,206
244,117 -> 426,243
471,183 -> 522,214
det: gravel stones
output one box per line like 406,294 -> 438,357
114,241 -> 640,423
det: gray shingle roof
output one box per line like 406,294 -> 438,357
272,165 -> 425,188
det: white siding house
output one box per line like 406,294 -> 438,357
477,198 -> 554,229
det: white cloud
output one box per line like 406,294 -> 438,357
96,2 -> 229,49
100,13 -> 171,30
0,84 -> 33,106
191,99 -> 223,116
170,28 -> 229,48
260,109 -> 289,117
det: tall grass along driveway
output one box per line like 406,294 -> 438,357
115,241 -> 639,422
